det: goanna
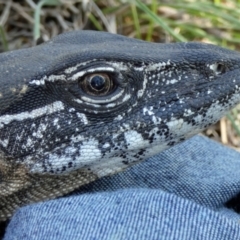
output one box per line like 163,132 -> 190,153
0,30 -> 240,221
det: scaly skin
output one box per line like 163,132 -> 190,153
0,30 -> 240,220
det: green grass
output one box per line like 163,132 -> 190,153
34,0 -> 60,41
32,0 -> 240,47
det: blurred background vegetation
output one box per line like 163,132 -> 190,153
0,0 -> 240,150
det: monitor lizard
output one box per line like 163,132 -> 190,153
0,30 -> 240,221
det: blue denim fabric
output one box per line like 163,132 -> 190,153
4,136 -> 240,240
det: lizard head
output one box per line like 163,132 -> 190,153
0,31 -> 240,219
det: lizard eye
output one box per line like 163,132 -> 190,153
79,73 -> 114,96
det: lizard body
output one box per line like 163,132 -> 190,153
0,30 -> 240,221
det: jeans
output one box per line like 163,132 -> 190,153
4,136 -> 240,240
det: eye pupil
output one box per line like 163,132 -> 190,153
80,73 -> 113,96
90,75 -> 105,91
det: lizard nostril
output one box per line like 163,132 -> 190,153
216,63 -> 226,74
209,62 -> 226,75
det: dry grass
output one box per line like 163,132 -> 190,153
0,0 -> 240,150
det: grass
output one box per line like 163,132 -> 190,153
34,0 -> 60,41
0,0 -> 240,149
